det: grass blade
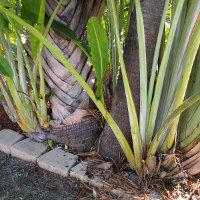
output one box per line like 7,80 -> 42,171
134,0 -> 147,145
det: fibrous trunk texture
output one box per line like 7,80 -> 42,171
43,0 -> 104,123
34,0 -> 104,152
98,0 -> 166,162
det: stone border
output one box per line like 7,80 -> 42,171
0,129 -> 162,199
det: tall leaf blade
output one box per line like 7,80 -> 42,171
134,0 -> 147,145
147,0 -> 170,122
178,50 -> 200,143
158,0 -> 200,130
29,0 -> 45,59
162,15 -> 200,151
87,17 -> 109,97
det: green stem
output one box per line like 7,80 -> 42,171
0,77 -> 18,121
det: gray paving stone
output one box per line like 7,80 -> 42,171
37,148 -> 78,177
0,129 -> 24,154
10,138 -> 48,163
70,161 -> 89,183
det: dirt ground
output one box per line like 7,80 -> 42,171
0,151 -> 94,200
0,104 -> 94,200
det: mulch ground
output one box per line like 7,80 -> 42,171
0,151 -> 85,200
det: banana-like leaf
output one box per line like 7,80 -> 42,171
21,0 -> 45,58
87,17 -> 109,98
0,55 -> 13,77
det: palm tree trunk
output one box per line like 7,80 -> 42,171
37,0 -> 104,152
44,0 -> 104,120
98,0 -> 166,162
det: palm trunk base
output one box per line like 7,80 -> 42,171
48,115 -> 100,152
24,114 -> 100,152
160,142 -> 200,178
